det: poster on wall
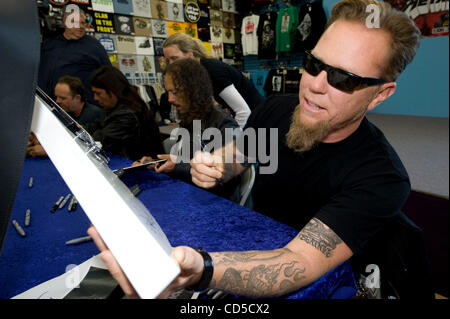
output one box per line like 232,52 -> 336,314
70,1 -> 92,9
184,1 -> 201,23
95,33 -> 117,53
167,2 -> 185,22
385,0 -> 449,37
91,0 -> 114,13
132,0 -> 152,18
114,14 -> 135,35
133,16 -> 153,36
93,11 -> 116,33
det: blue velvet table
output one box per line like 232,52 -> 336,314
0,156 -> 357,299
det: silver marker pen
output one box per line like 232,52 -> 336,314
25,209 -> 30,227
51,196 -> 64,212
65,236 -> 92,245
12,220 -> 26,237
59,194 -> 72,209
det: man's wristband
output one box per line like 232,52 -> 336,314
186,248 -> 214,292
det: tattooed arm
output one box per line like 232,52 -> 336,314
88,218 -> 353,298
206,218 -> 353,298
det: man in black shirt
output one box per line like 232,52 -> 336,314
88,0 -> 423,298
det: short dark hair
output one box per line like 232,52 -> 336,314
163,58 -> 214,124
57,75 -> 86,101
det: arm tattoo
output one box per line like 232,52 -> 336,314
212,249 -> 306,297
297,218 -> 342,258
214,250 -> 286,265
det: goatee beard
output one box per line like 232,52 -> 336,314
285,105 -> 332,153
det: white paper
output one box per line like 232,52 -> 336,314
13,255 -> 107,299
30,95 -> 180,298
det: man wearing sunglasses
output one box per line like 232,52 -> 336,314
88,0 -> 427,299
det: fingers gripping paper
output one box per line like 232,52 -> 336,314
31,91 -> 180,298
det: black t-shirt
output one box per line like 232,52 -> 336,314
293,2 -> 327,52
77,102 -> 104,126
264,69 -> 284,96
284,69 -> 302,94
200,58 -> 265,111
257,12 -> 278,60
244,94 -> 411,256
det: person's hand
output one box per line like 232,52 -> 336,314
87,226 -> 204,299
154,154 -> 176,174
28,132 -> 39,146
26,144 -> 47,157
158,246 -> 204,299
87,226 -> 139,298
190,151 -> 224,189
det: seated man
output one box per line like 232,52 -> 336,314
85,66 -> 164,161
135,58 -> 240,200
55,75 -> 103,125
27,75 -> 103,157
89,0 -> 424,298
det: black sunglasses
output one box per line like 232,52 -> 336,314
303,51 -> 387,93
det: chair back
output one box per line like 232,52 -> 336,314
239,165 -> 256,207
352,212 -> 434,299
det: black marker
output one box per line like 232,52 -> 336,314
51,196 -> 64,213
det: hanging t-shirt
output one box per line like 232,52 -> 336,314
284,68 -> 302,94
198,3 -> 211,28
222,11 -> 236,28
249,69 -> 270,97
210,26 -> 224,43
209,0 -> 222,10
222,0 -> 236,13
264,68 -> 303,95
263,69 -> 284,96
223,43 -> 235,60
223,28 -> 235,43
241,14 -> 260,56
257,11 -> 278,60
276,6 -> 299,53
294,1 -> 327,52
